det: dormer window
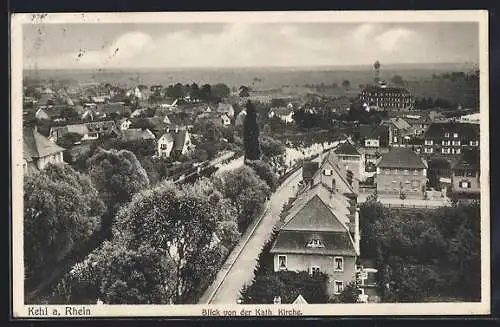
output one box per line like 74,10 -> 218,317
306,239 -> 325,248
444,133 -> 450,138
453,133 -> 459,138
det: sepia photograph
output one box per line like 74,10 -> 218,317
11,10 -> 490,317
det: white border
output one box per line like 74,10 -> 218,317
11,10 -> 490,318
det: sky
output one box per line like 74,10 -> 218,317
23,22 -> 479,69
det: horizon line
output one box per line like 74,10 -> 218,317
22,61 -> 479,71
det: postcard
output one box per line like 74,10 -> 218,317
11,10 -> 490,318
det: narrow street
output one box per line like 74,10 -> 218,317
199,168 -> 303,304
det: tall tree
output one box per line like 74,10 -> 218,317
113,181 -> 228,303
342,80 -> 351,90
243,100 -> 262,161
239,85 -> 250,98
199,84 -> 212,102
86,149 -> 150,236
213,166 -> 270,231
211,83 -> 231,100
24,164 -> 104,287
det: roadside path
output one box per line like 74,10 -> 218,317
199,168 -> 303,304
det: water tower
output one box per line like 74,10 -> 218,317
373,60 -> 381,84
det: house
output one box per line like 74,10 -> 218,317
96,102 -> 128,119
457,112 -> 480,124
120,128 -> 156,142
23,127 -> 65,172
270,181 -> 360,297
268,106 -> 294,124
381,117 -> 413,147
451,149 -> 480,197
359,85 -> 414,111
119,118 -> 132,131
49,121 -> 117,142
423,122 -> 480,155
35,107 -> 51,120
334,141 -> 362,193
359,125 -> 389,150
217,103 -> 235,118
376,147 -> 428,198
220,113 -> 231,126
157,133 -> 175,158
157,128 -> 194,158
311,149 -> 358,201
235,110 -> 247,127
403,113 -> 432,137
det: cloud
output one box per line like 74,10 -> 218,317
375,28 -> 417,52
24,23 -> 475,69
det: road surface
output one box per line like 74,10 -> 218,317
199,167 -> 303,304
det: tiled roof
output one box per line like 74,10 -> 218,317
270,230 -> 356,256
282,195 -> 347,232
24,128 -> 65,159
453,149 -> 480,171
66,124 -> 90,135
388,117 -> 411,130
424,122 -> 480,140
170,129 -> 188,151
312,150 -> 356,195
334,141 -> 360,156
362,85 -> 412,95
377,148 -> 426,169
120,128 -> 155,141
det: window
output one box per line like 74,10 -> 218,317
307,239 -> 324,248
452,140 -> 461,146
311,266 -> 321,276
404,170 -> 409,175
425,140 -> 433,146
334,257 -> 344,272
442,148 -> 451,154
323,169 -> 333,176
453,133 -> 458,138
160,144 -> 167,150
455,148 -> 461,154
442,140 -> 451,146
466,170 -> 477,177
334,281 -> 344,294
393,136 -> 398,143
470,140 -> 479,146
384,169 -> 390,175
278,255 -> 287,270
413,169 -> 419,175
460,181 -> 471,189
424,147 -> 433,153
444,133 -> 450,138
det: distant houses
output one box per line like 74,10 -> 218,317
423,122 -> 480,155
268,105 -> 294,124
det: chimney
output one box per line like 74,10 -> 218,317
354,207 -> 360,256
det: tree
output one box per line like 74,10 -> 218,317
86,149 -> 150,236
342,80 -> 351,90
271,98 -> 287,108
239,85 -> 250,98
391,75 -> 404,86
243,101 -> 262,161
211,83 -> 231,100
24,164 -> 104,287
112,180 -> 229,303
194,119 -> 223,143
166,83 -> 186,99
55,132 -> 83,149
240,271 -> 329,304
189,83 -> 200,100
199,84 -> 212,102
331,282 -> 359,303
213,166 -> 271,232
246,160 -> 278,192
59,106 -> 80,121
